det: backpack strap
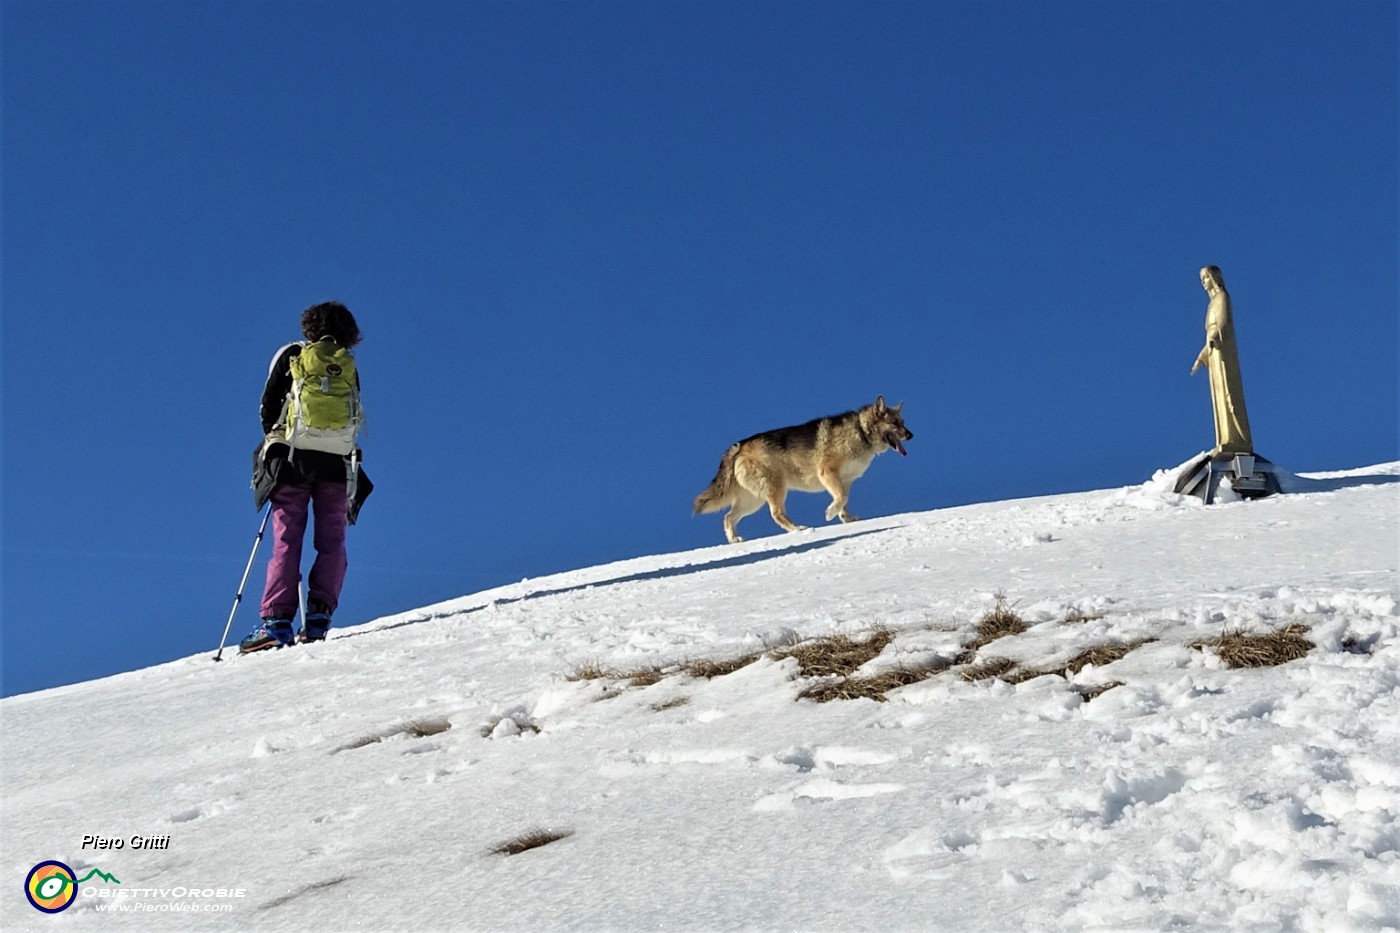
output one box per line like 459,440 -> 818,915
260,343 -> 301,435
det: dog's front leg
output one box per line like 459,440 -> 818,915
827,500 -> 859,523
766,490 -> 807,534
818,469 -> 857,523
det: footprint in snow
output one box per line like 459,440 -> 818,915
763,745 -> 902,773
168,799 -> 235,823
753,777 -> 905,811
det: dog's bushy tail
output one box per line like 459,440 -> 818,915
693,444 -> 740,514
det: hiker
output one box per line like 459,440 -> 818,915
241,301 -> 373,653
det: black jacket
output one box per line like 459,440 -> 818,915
252,342 -> 373,524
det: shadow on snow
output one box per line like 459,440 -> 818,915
1281,471 -> 1400,495
343,526 -> 897,640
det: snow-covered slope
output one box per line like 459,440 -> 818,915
4,462 -> 1398,932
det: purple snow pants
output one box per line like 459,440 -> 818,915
259,479 -> 349,620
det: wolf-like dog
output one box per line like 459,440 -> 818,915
693,396 -> 913,543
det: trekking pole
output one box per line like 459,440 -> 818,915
298,579 -> 308,636
213,506 -> 273,661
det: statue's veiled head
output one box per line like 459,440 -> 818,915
1200,265 -> 1225,293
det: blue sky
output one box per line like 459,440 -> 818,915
3,1 -> 1396,697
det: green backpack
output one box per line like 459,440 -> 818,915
282,338 -> 363,455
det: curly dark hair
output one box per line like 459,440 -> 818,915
301,301 -> 362,348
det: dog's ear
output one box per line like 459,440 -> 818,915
894,400 -> 904,412
875,395 -> 886,413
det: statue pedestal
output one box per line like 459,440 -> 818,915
1174,452 -> 1282,504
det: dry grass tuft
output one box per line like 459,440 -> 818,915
627,667 -> 666,687
478,716 -> 541,738
686,653 -> 762,679
777,630 -> 895,679
799,666 -> 938,703
1340,634 -> 1376,655
567,662 -> 670,688
334,717 -> 453,752
336,734 -> 384,751
1193,625 -> 1313,669
404,717 -> 453,738
651,696 -> 690,712
490,828 -> 574,856
566,661 -> 616,682
1073,680 -> 1124,701
960,657 -> 1016,682
1063,638 -> 1156,675
963,597 -> 1028,651
1001,667 -> 1051,685
999,639 -> 1155,688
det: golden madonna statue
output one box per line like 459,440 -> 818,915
1190,265 -> 1253,455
